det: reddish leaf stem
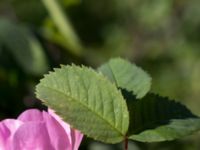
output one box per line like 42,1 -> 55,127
124,137 -> 128,150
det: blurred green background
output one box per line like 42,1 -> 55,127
0,0 -> 200,149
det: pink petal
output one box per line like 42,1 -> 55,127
18,109 -> 44,122
48,109 -> 71,137
0,119 -> 23,149
71,129 -> 84,150
48,109 -> 83,150
42,111 -> 71,150
1,109 -> 83,150
12,122 -> 54,150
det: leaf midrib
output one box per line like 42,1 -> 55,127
38,84 -> 125,137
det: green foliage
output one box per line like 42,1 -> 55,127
126,93 -> 200,142
42,0 -> 83,56
0,18 -> 49,75
98,58 -> 151,98
36,58 -> 200,144
1,0 -> 200,149
36,65 -> 129,143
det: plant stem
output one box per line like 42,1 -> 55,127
124,137 -> 128,150
42,0 -> 83,56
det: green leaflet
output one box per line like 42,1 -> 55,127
36,58 -> 200,144
36,65 -> 129,143
0,18 -> 49,75
126,93 -> 200,142
98,58 -> 151,98
130,118 -> 200,142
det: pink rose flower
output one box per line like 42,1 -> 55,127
0,109 -> 83,150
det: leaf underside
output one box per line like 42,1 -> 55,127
127,93 -> 200,142
98,58 -> 151,98
36,65 -> 129,143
